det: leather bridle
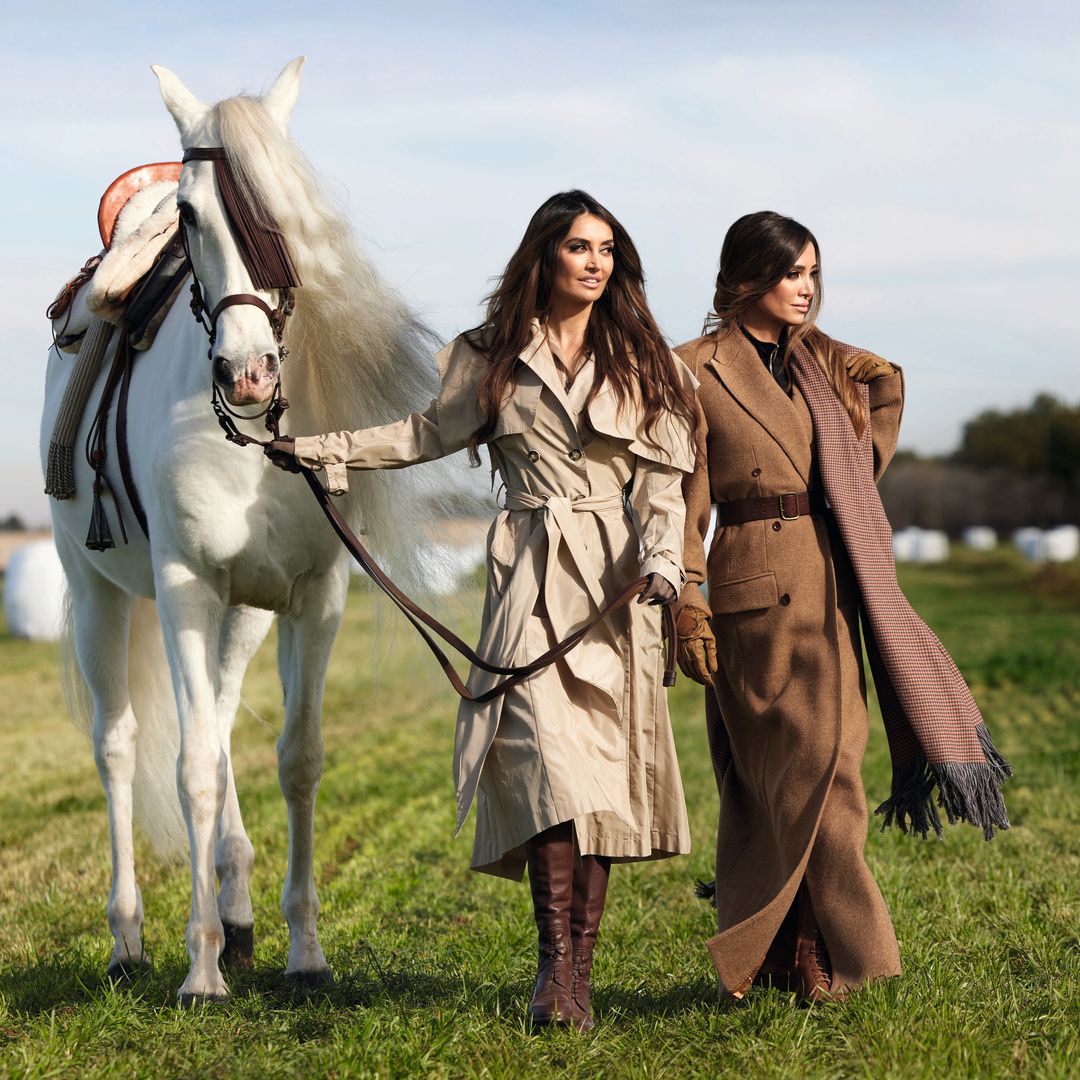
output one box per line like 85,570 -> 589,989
179,147 -> 295,421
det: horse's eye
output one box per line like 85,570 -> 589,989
178,202 -> 196,227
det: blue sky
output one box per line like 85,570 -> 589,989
3,0 -> 1078,523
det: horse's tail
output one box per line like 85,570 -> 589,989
61,592 -> 187,858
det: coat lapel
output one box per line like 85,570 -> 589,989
705,331 -> 811,485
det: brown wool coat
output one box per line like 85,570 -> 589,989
675,329 -> 905,994
296,323 -> 697,879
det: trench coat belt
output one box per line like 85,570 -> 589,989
502,489 -> 626,611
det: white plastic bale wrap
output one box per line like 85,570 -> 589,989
893,526 -> 949,563
962,526 -> 998,551
4,540 -> 68,641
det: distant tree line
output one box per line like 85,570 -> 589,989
880,394 -> 1080,532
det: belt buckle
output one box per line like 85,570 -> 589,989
779,493 -> 800,520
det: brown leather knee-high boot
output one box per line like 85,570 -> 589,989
526,823 -> 575,1027
794,879 -> 834,1004
570,854 -> 610,1031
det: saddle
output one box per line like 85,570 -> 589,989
46,163 -> 189,544
50,162 -> 185,352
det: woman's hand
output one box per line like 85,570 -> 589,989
638,572 -> 676,606
845,353 -> 896,383
264,436 -> 301,473
675,605 -> 718,685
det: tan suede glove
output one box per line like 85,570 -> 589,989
676,605 -> 718,685
845,352 -> 896,383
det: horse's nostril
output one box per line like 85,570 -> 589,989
212,356 -> 233,386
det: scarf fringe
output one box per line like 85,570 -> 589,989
694,879 -> 717,906
876,723 -> 1012,841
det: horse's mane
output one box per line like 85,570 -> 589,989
212,95 -> 442,576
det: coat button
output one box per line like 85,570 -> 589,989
772,521 -> 782,532
751,468 -> 761,477
779,593 -> 791,606
527,450 -> 539,462
568,448 -> 583,461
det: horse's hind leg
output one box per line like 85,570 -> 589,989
69,569 -> 148,980
214,604 -> 274,970
276,571 -> 346,988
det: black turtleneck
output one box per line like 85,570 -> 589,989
741,325 -> 791,394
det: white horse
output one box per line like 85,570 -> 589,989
41,58 -> 436,1004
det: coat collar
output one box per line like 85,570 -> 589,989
520,318 -> 695,471
704,329 -> 811,485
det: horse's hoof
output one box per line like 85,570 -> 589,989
284,968 -> 335,992
106,958 -> 152,983
177,991 -> 230,1009
221,922 -> 255,970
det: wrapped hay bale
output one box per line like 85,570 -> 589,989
4,540 -> 67,641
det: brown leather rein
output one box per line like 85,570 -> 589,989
211,393 -> 677,702
182,144 -> 677,702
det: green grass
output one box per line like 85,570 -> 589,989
1,549 -> 1077,1078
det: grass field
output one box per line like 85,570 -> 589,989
1,549 -> 1077,1078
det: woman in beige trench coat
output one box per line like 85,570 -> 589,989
675,211 -> 1009,1005
268,190 -> 698,1030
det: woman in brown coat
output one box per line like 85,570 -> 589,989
268,191 -> 698,1029
674,211 -> 1010,1004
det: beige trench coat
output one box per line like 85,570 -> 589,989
296,324 -> 697,879
675,329 -> 904,994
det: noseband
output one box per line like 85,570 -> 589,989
180,146 -> 300,433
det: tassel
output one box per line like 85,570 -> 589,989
875,755 -> 942,839
85,479 -> 115,551
45,439 -> 77,500
694,879 -> 717,906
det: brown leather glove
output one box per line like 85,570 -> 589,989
264,436 -> 301,473
675,605 -> 718,685
845,352 -> 896,383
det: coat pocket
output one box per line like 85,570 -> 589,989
708,571 -> 778,614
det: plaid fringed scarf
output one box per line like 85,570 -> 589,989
791,345 -> 1011,840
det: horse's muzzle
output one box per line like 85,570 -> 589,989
214,352 -> 279,406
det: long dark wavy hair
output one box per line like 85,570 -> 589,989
705,210 -> 879,438
464,190 -> 696,462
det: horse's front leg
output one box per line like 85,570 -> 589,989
67,565 -> 148,980
214,604 -> 275,971
276,568 -> 347,987
156,561 -> 230,1005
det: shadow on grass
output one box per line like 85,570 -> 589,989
0,949 -> 722,1024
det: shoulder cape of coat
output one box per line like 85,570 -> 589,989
788,340 -> 1011,840
433,330 -> 698,474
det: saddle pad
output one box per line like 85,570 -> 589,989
85,194 -> 180,324
98,161 -> 182,249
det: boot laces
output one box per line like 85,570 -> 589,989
810,932 -> 831,983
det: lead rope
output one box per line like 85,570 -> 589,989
209,394 -> 676,701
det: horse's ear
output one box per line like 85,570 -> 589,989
152,65 -> 208,141
262,57 -> 306,134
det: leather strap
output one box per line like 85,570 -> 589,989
182,147 -> 226,163
208,293 -> 275,327
299,468 -> 678,701
115,329 -> 149,539
716,490 -> 828,526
